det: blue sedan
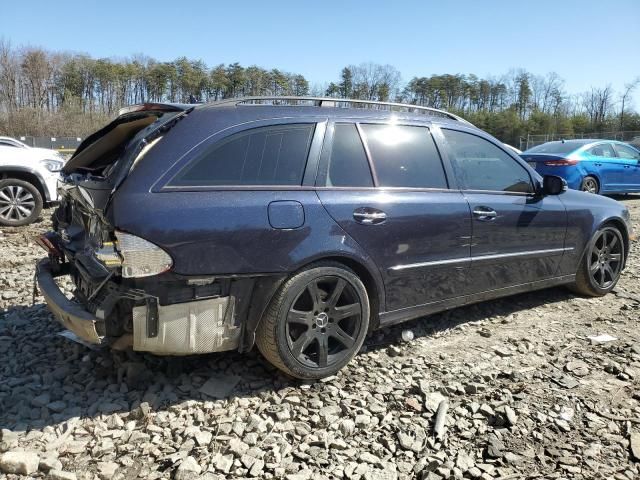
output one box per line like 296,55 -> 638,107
521,139 -> 640,194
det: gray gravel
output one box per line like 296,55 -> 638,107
1,197 -> 640,479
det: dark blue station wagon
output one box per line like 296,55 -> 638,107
37,97 -> 634,379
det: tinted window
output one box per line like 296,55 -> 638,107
360,124 -> 447,188
442,129 -> 533,193
588,143 -> 616,158
0,141 -> 18,147
324,123 -> 373,187
614,143 -> 640,160
170,124 -> 314,186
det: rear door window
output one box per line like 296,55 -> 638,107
170,124 -> 315,186
613,143 -> 640,160
322,123 -> 373,187
588,143 -> 616,158
442,129 -> 533,193
359,124 -> 448,188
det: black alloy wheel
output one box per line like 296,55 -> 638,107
256,262 -> 370,379
570,225 -> 625,296
285,276 -> 363,369
588,228 -> 623,289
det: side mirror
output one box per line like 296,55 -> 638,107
541,175 -> 567,195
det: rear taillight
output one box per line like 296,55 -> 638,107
113,231 -> 173,278
35,233 -> 63,258
543,159 -> 578,166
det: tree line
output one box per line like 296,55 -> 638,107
324,66 -> 639,144
0,39 -> 638,146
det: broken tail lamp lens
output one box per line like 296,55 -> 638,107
114,231 -> 173,278
35,233 -> 63,257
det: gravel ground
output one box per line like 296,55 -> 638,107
1,197 -> 640,480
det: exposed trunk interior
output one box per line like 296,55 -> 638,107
63,103 -> 191,176
64,116 -> 157,174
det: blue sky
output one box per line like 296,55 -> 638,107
4,0 -> 640,106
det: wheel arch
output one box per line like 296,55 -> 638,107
315,255 -> 383,331
0,168 -> 49,202
242,253 -> 385,352
597,217 -> 630,269
581,172 -> 601,192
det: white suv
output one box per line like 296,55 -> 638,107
0,136 -> 64,226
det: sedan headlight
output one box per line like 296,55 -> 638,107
40,159 -> 64,172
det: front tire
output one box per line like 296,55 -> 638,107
256,262 -> 370,380
0,179 -> 43,226
581,175 -> 599,194
570,225 -> 625,296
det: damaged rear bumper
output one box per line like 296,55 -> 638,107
36,259 -> 104,344
36,259 -> 245,354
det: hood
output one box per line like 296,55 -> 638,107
0,145 -> 63,167
30,147 -> 64,159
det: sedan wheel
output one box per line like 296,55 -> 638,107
0,179 -> 43,227
581,176 -> 599,194
256,262 -> 370,379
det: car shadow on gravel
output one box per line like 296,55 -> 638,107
370,284 -> 577,348
609,194 -> 640,199
0,285 -> 576,433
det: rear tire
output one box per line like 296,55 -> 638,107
569,225 -> 625,297
0,178 -> 43,226
581,176 -> 599,194
256,262 -> 370,380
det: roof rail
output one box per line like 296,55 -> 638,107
209,96 -> 474,125
117,102 -> 192,116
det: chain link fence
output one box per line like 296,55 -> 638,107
520,131 -> 640,151
16,136 -> 83,154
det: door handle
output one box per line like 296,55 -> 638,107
353,207 -> 387,225
473,207 -> 497,221
594,163 -> 602,167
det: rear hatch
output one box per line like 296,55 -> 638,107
52,103 -> 192,288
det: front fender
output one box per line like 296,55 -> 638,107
0,166 -> 56,202
559,189 -> 631,273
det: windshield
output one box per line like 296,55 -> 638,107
525,142 -> 582,155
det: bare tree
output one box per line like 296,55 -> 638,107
0,38 -> 19,112
582,86 -> 613,127
619,77 -> 640,131
20,48 -> 54,110
541,72 -> 564,114
349,63 -> 401,101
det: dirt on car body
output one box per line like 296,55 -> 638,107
0,197 -> 639,479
